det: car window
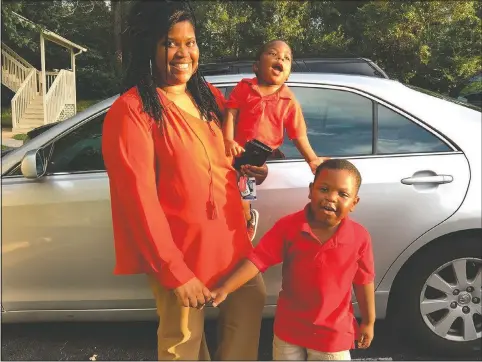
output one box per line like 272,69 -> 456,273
279,87 -> 373,158
236,65 -> 254,73
300,61 -> 381,78
216,87 -> 228,98
224,86 -> 235,98
377,104 -> 451,154
406,85 -> 481,112
46,112 -> 106,174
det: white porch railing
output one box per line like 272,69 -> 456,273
45,71 -> 59,93
11,68 -> 39,129
2,42 -> 79,128
1,43 -> 35,69
45,69 -> 75,124
1,48 -> 32,92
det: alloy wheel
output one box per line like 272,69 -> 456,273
419,257 -> 482,342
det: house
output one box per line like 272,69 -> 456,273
1,13 -> 87,132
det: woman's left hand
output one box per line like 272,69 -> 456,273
241,164 -> 268,185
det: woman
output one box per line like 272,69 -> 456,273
101,0 -> 268,360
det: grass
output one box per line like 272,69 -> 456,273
77,99 -> 100,113
1,107 -> 12,128
12,133 -> 28,141
1,145 -> 8,150
1,99 -> 100,129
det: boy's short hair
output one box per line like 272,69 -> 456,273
254,39 -> 293,60
314,159 -> 362,192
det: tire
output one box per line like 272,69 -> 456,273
391,236 -> 481,357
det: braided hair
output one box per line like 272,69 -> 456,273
122,0 -> 223,124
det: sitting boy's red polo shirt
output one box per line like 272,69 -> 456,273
225,77 -> 307,149
247,206 -> 375,352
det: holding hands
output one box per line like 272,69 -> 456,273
174,277 -> 213,309
210,287 -> 229,307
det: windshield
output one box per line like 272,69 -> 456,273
407,85 -> 481,112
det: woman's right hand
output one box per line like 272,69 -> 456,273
174,277 -> 212,308
224,139 -> 245,157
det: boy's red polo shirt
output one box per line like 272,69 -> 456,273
226,77 -> 307,149
247,206 -> 375,352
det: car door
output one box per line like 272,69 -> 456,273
248,84 -> 470,305
1,111 -> 154,313
1,86 -> 235,315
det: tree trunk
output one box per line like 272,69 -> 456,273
112,0 -> 123,76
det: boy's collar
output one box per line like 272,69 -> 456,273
243,77 -> 293,100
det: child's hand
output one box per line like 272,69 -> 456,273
210,287 -> 229,307
308,157 -> 330,174
224,139 -> 245,157
357,322 -> 374,349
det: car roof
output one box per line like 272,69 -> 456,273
200,57 -> 389,78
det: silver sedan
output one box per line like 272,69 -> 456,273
2,73 -> 481,357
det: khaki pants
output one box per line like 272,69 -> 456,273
273,335 -> 351,361
148,274 -> 266,361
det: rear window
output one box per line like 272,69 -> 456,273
407,85 -> 481,112
295,61 -> 384,78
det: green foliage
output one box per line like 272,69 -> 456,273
77,66 -> 120,99
354,1 -> 481,94
2,0 -> 481,99
1,1 -> 35,50
77,99 -> 102,112
460,78 -> 482,96
197,0 -> 256,60
1,106 -> 12,128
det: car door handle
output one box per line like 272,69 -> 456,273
401,175 -> 453,185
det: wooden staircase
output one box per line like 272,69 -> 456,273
1,42 -> 76,132
17,95 -> 45,130
2,71 -> 24,91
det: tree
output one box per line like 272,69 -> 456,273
2,0 -> 480,99
194,0 -> 257,60
111,0 -> 131,77
300,1 -> 353,56
354,1 -> 481,95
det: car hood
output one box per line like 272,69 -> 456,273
1,147 -> 15,157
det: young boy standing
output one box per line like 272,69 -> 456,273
223,39 -> 327,241
211,159 -> 375,361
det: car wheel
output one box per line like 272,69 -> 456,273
392,238 -> 481,357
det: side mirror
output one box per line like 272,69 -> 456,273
20,149 -> 47,179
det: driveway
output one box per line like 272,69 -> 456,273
2,319 -> 480,361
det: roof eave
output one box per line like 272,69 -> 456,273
12,11 -> 87,52
41,30 -> 87,52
